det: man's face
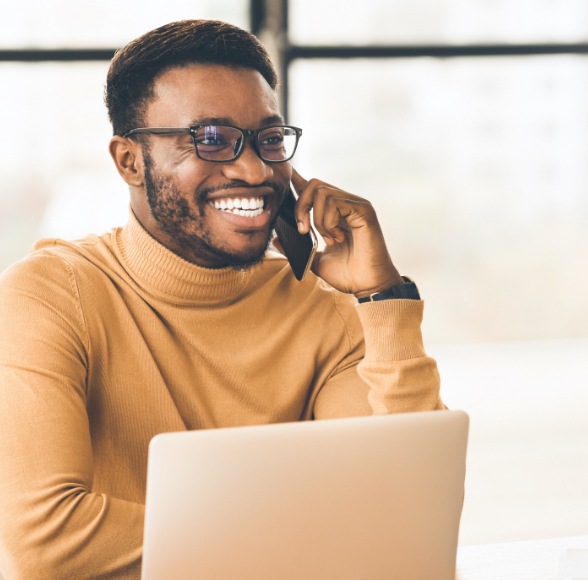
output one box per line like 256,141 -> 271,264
134,64 -> 292,269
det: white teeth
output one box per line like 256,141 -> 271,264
213,197 -> 264,217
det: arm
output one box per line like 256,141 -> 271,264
0,254 -> 143,579
290,170 -> 444,417
312,296 -> 443,419
355,299 -> 444,414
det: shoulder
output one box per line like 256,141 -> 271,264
0,233 -> 113,298
0,238 -> 97,356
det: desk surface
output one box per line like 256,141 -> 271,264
430,339 -> 588,545
456,536 -> 588,580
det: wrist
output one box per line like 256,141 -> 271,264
354,272 -> 404,301
356,276 -> 421,303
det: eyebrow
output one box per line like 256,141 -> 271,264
188,114 -> 286,128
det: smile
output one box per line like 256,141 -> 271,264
213,196 -> 265,217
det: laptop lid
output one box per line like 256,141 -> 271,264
142,410 -> 469,580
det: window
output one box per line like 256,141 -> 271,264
290,55 -> 588,343
285,0 -> 588,343
2,0 -> 587,344
0,0 -> 248,266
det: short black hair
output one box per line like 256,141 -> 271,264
105,20 -> 278,136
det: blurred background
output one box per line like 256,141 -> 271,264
1,0 -> 587,550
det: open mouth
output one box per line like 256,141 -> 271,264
213,196 -> 265,218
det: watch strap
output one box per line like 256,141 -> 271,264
357,276 -> 421,303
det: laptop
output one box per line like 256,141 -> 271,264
142,410 -> 469,580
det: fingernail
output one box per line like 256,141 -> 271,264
297,221 -> 305,233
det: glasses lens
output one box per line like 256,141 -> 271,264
257,127 -> 298,162
194,125 -> 242,161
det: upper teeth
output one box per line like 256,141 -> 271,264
214,197 -> 264,216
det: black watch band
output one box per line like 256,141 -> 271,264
357,276 -> 421,303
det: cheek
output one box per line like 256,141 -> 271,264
273,164 -> 293,190
163,159 -> 211,199
151,139 -> 201,175
280,163 -> 293,180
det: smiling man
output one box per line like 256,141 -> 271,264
0,20 -> 443,578
116,64 -> 290,269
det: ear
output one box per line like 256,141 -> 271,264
109,136 -> 144,187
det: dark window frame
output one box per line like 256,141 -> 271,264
1,0 -> 587,121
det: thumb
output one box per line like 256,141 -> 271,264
291,168 -> 308,194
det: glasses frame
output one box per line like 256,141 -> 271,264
123,124 -> 302,163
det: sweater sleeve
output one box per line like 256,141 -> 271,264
0,255 -> 143,579
312,297 -> 443,419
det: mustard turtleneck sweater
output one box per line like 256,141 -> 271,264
0,211 -> 442,579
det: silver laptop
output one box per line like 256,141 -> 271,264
142,410 -> 469,580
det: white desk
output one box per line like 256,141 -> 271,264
456,536 -> 588,580
429,339 -> 588,545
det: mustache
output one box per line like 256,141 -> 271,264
198,180 -> 285,199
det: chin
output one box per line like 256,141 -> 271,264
227,242 -> 272,270
196,233 -> 272,270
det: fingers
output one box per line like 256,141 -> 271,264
311,193 -> 345,245
290,168 -> 307,194
290,169 -> 311,234
291,168 -> 374,244
292,168 -> 344,241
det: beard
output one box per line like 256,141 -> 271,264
143,148 -> 283,270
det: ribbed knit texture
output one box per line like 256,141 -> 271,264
0,211 -> 442,578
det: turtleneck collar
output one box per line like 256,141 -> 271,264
114,210 -> 255,305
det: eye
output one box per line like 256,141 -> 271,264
199,136 -> 224,146
259,129 -> 285,150
194,126 -> 236,151
196,135 -> 228,150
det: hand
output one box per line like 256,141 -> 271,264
291,169 -> 404,298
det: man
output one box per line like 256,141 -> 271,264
0,20 -> 443,578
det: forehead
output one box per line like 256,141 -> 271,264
145,64 -> 281,127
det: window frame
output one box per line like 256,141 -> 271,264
1,0 -> 587,121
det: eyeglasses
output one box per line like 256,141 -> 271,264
123,124 -> 302,163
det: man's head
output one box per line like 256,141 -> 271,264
105,19 -> 278,137
107,21 -> 294,270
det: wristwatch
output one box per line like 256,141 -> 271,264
357,276 -> 421,303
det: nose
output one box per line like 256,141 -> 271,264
222,138 -> 273,185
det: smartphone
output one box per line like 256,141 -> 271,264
274,185 -> 317,281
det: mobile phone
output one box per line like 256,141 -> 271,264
274,185 -> 317,281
